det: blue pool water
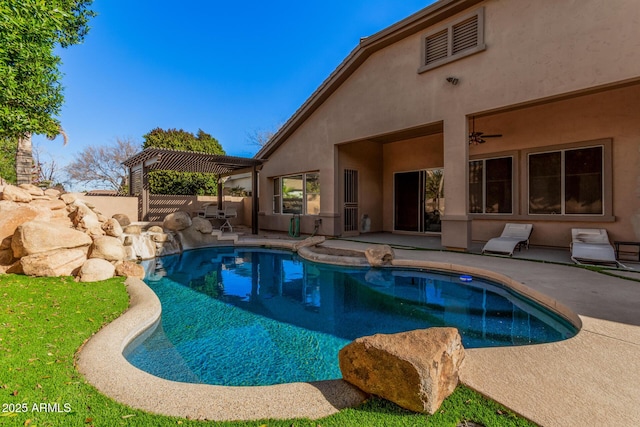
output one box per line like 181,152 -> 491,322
125,247 -> 577,386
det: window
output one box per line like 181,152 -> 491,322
419,8 -> 485,73
469,157 -> 513,214
528,146 -> 603,215
305,173 -> 320,215
273,177 -> 281,214
282,175 -> 303,214
273,172 -> 320,215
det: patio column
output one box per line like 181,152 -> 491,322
441,114 -> 471,250
217,174 -> 223,210
251,165 -> 259,235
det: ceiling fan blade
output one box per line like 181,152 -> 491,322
481,134 -> 502,138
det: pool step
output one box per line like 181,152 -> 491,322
211,229 -> 239,244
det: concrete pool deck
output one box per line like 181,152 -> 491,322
76,235 -> 640,426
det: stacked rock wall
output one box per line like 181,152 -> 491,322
0,184 -> 222,282
0,184 -> 145,281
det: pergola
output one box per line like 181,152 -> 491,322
122,148 -> 264,234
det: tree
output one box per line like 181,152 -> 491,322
0,1 -> 95,139
143,128 -> 226,195
246,122 -> 284,148
0,137 -> 17,183
65,137 -> 140,192
32,140 -> 67,189
1,1 -> 95,184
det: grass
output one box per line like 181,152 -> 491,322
0,274 -> 537,427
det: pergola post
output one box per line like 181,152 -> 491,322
217,174 -> 223,210
141,163 -> 150,221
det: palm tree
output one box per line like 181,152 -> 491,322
15,128 -> 67,185
15,134 -> 33,185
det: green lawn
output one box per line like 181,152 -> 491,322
0,274 -> 536,426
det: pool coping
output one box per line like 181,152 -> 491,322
75,274 -> 368,421
75,238 -> 640,424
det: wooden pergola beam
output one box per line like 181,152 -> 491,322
123,148 -> 264,234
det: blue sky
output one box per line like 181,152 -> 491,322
34,1 -> 435,174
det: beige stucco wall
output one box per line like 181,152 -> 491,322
84,195 -> 138,222
258,0 -> 640,246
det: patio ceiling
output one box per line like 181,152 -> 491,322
123,148 -> 264,175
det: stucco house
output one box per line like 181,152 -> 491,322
255,0 -> 640,250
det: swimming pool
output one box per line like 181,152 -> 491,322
125,247 -> 577,386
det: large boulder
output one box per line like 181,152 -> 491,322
293,235 -> 326,251
70,202 -> 99,229
89,236 -> 126,262
0,248 -> 14,266
59,192 -> 81,205
101,218 -> 123,237
115,261 -> 145,279
11,220 -> 93,258
365,244 -> 395,267
1,185 -> 33,203
20,248 -> 87,277
151,232 -> 181,257
112,213 -> 131,227
0,204 -> 43,249
44,188 -> 61,198
339,327 -> 465,414
18,183 -> 45,196
122,224 -> 142,235
29,198 -> 67,211
78,258 -> 115,282
163,211 -> 192,231
175,226 -> 220,251
191,216 -> 213,234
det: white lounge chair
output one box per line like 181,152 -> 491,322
218,206 -> 237,232
197,203 -> 222,219
482,223 -> 533,256
571,228 -> 626,268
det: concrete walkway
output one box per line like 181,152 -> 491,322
321,236 -> 640,427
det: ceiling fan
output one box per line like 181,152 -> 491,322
469,116 -> 502,145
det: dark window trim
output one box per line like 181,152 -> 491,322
468,153 -> 517,215
522,139 -> 612,219
469,141 -> 613,221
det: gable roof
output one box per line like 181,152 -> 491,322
255,0 -> 482,159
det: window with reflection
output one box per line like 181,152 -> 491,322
305,173 -> 320,215
469,157 -> 512,214
529,152 -> 561,214
282,175 -> 303,214
565,147 -> 602,214
529,146 -> 602,215
273,172 -> 321,215
273,177 -> 281,214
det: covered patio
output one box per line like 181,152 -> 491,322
122,148 -> 263,233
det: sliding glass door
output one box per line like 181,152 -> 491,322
394,169 -> 444,233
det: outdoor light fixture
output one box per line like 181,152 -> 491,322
446,77 -> 459,85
